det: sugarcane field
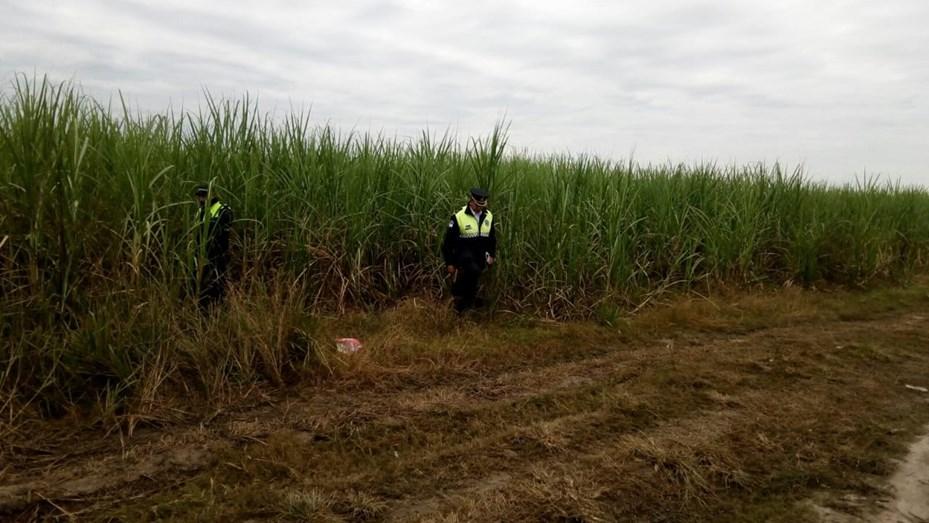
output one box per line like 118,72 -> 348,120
3,2 -> 929,521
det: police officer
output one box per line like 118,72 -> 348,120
193,185 -> 233,307
442,187 -> 496,313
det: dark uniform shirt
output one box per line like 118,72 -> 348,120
442,206 -> 496,273
197,198 -> 233,266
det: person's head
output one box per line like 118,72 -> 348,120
467,187 -> 489,212
194,185 -> 209,206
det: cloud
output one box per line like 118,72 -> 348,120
1,0 -> 927,184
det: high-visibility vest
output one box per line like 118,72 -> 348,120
209,201 -> 225,219
455,206 -> 493,238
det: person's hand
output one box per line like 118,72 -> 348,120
486,256 -> 495,266
447,265 -> 457,275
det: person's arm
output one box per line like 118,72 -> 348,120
442,215 -> 458,270
486,218 -> 497,263
210,205 -> 234,257
219,205 -> 234,235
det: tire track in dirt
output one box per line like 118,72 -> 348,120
368,322 -> 912,521
317,313 -> 929,520
2,311 -> 928,520
214,314 -> 928,520
0,336 -> 665,515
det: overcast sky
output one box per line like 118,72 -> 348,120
2,0 -> 927,185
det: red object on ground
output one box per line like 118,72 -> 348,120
335,338 -> 363,354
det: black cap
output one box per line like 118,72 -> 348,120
194,185 -> 209,197
469,187 -> 489,201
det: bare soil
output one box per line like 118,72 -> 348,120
3,284 -> 929,522
876,428 -> 929,522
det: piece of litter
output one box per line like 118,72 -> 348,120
904,384 -> 929,393
335,338 -> 363,354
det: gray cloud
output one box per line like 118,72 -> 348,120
1,0 -> 927,184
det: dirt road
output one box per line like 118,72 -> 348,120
3,286 -> 929,521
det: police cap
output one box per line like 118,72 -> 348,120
469,187 -> 489,201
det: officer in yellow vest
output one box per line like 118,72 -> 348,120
194,185 -> 233,307
442,187 -> 496,313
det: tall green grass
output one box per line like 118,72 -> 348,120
2,75 -> 928,418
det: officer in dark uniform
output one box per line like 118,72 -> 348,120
193,185 -> 233,308
442,187 -> 496,313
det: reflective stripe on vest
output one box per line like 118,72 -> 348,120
455,206 -> 492,238
209,201 -> 224,219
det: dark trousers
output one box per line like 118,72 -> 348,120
194,257 -> 228,309
452,269 -> 482,312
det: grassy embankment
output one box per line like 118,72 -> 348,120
2,75 -> 929,426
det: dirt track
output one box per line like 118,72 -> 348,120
3,290 -> 929,522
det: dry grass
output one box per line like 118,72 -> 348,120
2,281 -> 929,521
